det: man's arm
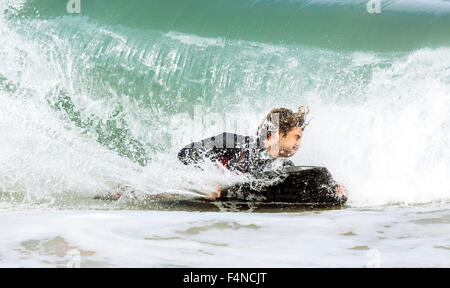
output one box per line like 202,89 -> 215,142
177,132 -> 236,165
177,132 -> 245,201
177,141 -> 205,165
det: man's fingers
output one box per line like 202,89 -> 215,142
335,184 -> 348,197
217,187 -> 221,198
204,187 -> 221,201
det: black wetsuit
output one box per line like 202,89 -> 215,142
177,132 -> 346,205
177,132 -> 294,175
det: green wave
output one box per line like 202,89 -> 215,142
16,0 -> 450,51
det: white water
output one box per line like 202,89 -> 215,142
0,206 -> 449,267
296,48 -> 450,206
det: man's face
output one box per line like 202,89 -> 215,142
277,127 -> 303,157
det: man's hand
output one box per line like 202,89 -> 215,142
204,187 -> 221,201
335,184 -> 348,197
111,192 -> 122,201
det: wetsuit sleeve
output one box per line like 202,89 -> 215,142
177,141 -> 204,165
177,132 -> 230,165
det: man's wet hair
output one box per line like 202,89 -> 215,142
257,106 -> 310,139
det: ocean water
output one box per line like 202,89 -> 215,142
0,0 -> 449,267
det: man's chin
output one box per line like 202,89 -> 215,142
278,150 -> 296,157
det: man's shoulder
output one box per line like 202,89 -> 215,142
221,132 -> 262,149
180,132 -> 263,150
200,132 -> 260,149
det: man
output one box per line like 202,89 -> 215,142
178,107 -> 347,200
